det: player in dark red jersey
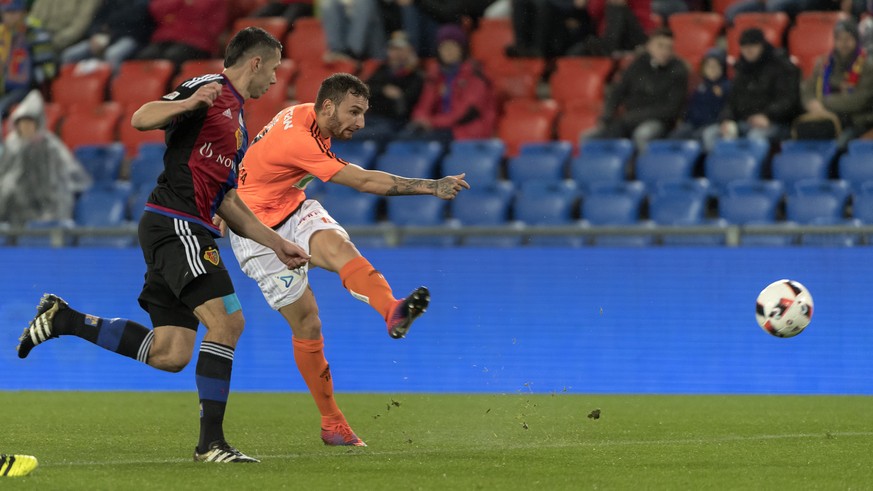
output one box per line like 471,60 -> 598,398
16,28 -> 309,464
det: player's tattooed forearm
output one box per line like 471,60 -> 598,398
386,176 -> 437,196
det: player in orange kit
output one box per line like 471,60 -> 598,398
229,73 -> 469,445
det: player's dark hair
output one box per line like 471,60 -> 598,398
315,73 -> 370,112
224,27 -> 283,68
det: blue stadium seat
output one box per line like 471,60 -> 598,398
837,153 -> 873,194
128,153 -> 164,194
800,217 -> 862,247
704,153 -> 762,193
851,188 -> 873,224
726,179 -> 785,199
448,138 -> 505,162
514,180 -> 582,246
518,141 -> 573,164
386,196 -> 453,246
75,142 -> 125,188
771,151 -> 829,188
780,139 -> 838,165
846,139 -> 873,156
74,186 -> 134,247
650,179 -> 724,245
384,140 -> 444,167
579,181 -> 651,246
450,190 -> 520,246
711,138 -> 770,171
785,180 -> 849,224
507,142 -> 573,187
317,193 -> 380,226
645,139 -> 702,165
741,221 -> 798,246
635,151 -> 697,190
579,138 -> 635,163
719,192 -> 780,225
17,219 -> 76,247
136,142 -> 166,161
792,178 -> 850,200
129,189 -> 150,222
570,153 -> 626,192
330,139 -> 378,168
375,153 -> 438,179
441,152 -> 500,189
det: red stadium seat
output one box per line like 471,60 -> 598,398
485,57 -> 546,105
118,105 -> 165,157
245,99 -> 284,138
172,59 -> 226,89
284,17 -> 326,64
228,0 -> 269,20
712,0 -> 744,15
789,23 -> 834,77
795,10 -> 849,28
111,60 -> 175,107
557,102 -> 602,153
470,18 -> 513,65
727,12 -> 789,60
549,58 -> 613,106
292,59 -> 357,103
498,99 -> 559,157
51,62 -> 112,111
232,16 -> 289,41
669,13 -> 724,69
60,102 -> 122,150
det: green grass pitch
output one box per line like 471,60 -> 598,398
1,392 -> 870,489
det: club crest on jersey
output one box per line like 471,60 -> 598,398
235,127 -> 243,150
203,247 -> 220,266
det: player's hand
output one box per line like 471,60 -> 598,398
433,173 -> 470,200
274,240 -> 310,270
212,215 -> 227,237
186,82 -> 222,110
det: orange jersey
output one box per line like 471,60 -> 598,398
237,103 -> 348,227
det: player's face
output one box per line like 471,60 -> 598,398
326,93 -> 368,140
248,48 -> 281,99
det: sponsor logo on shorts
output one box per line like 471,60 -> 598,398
278,274 -> 295,288
203,247 -> 220,266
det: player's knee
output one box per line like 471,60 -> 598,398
217,314 -> 246,341
297,310 -> 322,339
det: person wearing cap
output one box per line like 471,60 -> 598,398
355,33 -> 424,143
0,0 -> 56,118
671,47 -> 731,150
717,27 -> 801,142
405,24 -> 497,143
800,19 -> 873,144
583,27 -> 688,150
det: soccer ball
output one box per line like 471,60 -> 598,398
755,279 -> 814,338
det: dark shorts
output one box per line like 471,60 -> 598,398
137,211 -> 235,330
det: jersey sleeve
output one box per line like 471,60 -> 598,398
160,74 -> 224,126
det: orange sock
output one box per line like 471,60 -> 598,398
339,256 -> 396,321
292,336 -> 343,426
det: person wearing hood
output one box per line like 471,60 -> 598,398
0,89 -> 91,225
405,24 -> 497,143
671,48 -> 731,150
583,27 -> 688,150
717,28 -> 801,142
800,19 -> 873,143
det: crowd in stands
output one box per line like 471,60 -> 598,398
2,0 -> 873,246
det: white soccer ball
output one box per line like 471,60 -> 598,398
755,279 -> 814,338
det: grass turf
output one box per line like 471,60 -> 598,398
1,392 -> 870,489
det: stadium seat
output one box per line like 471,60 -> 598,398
111,60 -> 175,108
498,99 -> 559,157
284,17 -> 327,64
668,13 -> 724,69
780,139 -> 838,163
556,103 -> 601,151
741,221 -> 798,246
60,102 -> 123,150
442,139 -> 505,188
514,181 -> 582,246
846,139 -> 873,156
788,22 -> 834,77
470,18 -> 514,66
800,216 -> 862,247
232,16 -> 290,41
712,0 -> 743,15
17,219 -> 76,247
484,57 -> 546,104
119,105 -> 165,157
450,190 -> 520,246
795,10 -> 849,27
718,183 -> 782,225
330,139 -> 378,168
449,138 -> 505,162
785,179 -> 849,223
245,100 -> 282,138
74,186 -> 134,247
727,12 -> 789,59
646,139 -> 702,163
293,59 -> 356,103
75,143 -> 125,188
549,58 -> 612,106
137,142 -> 167,162
506,141 -> 573,186
711,138 -> 770,168
571,153 -> 626,192
580,181 -> 652,246
650,179 -> 725,245
704,153 -> 762,193
385,139 -> 444,164
386,196 -> 453,246
172,59 -> 226,89
580,138 -> 635,161
317,192 -> 380,226
375,153 -> 437,179
850,186 -> 873,224
635,150 -> 697,191
51,62 -> 112,111
837,153 -> 873,194
771,152 -> 829,189
129,152 -> 165,194
726,178 -> 784,198
128,188 -> 151,223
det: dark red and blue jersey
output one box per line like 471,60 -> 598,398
144,73 -> 249,236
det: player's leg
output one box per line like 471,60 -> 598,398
278,287 -> 366,446
309,227 -> 429,338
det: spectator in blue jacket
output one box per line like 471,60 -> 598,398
671,48 -> 731,150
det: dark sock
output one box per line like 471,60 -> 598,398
195,341 -> 234,452
54,308 -> 154,363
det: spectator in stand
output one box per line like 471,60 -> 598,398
800,19 -> 873,144
576,0 -> 653,55
583,28 -> 687,150
136,0 -> 226,68
0,90 -> 91,226
671,48 -> 731,150
60,0 -> 154,73
505,0 -> 596,58
394,0 -> 493,58
29,0 -> 100,53
716,28 -> 801,143
320,0 -> 387,61
0,0 -> 56,118
403,24 -> 497,144
355,33 -> 424,144
251,0 -> 313,25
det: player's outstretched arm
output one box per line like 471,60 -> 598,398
217,189 -> 310,269
131,82 -> 223,131
330,164 -> 470,200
